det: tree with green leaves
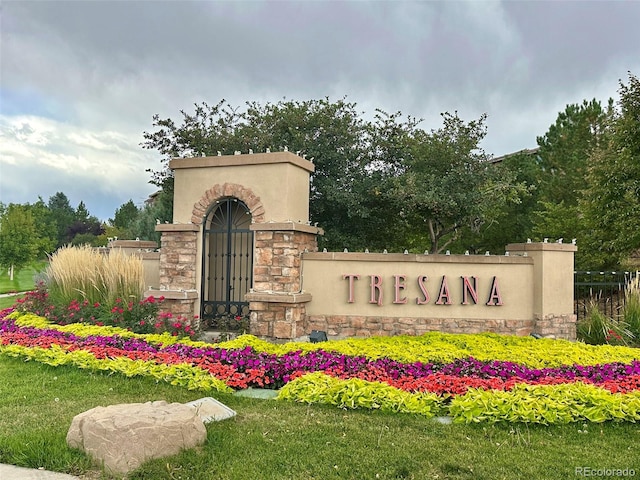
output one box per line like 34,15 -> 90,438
106,199 -> 142,242
143,98 -> 379,250
111,200 -> 140,231
129,191 -> 173,244
0,204 -> 40,280
26,198 -> 57,255
143,99 -> 526,253
529,100 -> 608,261
581,73 -> 640,268
47,192 -> 75,248
394,113 -> 528,253
452,149 -> 539,254
536,99 -> 606,206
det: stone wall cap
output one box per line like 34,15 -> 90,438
109,240 -> 158,249
245,292 -> 313,303
144,289 -> 199,300
302,251 -> 532,264
250,222 -> 323,235
169,151 -> 315,173
506,242 -> 577,252
155,223 -> 200,232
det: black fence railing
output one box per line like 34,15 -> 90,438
574,270 -> 639,321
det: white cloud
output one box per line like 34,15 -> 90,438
1,0 -> 639,220
0,114 -> 157,220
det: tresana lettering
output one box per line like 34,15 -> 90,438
342,274 -> 503,306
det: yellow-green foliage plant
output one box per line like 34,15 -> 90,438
449,383 -> 640,424
45,244 -> 144,307
277,371 -> 443,417
221,331 -> 640,369
0,343 -> 232,393
12,311 -> 640,369
10,312 -> 184,347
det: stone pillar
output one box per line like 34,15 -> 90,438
506,242 -> 577,340
245,222 -> 321,340
145,224 -> 200,325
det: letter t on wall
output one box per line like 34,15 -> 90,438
343,274 -> 360,303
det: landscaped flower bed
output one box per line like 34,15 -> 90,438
2,308 -> 640,424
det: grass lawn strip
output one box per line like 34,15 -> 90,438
1,356 -> 640,480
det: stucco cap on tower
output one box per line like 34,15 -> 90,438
169,151 -> 315,173
170,151 -> 314,225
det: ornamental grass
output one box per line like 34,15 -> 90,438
625,275 -> 640,340
45,244 -> 144,307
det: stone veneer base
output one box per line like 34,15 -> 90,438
304,314 -> 577,340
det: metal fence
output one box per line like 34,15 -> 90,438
574,270 -> 639,320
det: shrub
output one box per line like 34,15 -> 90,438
15,290 -> 198,339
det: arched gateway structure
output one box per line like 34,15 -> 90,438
147,151 -> 577,341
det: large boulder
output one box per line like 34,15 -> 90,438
67,400 -> 207,475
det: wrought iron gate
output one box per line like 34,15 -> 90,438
201,198 -> 253,330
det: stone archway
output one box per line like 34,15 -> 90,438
190,183 -> 265,225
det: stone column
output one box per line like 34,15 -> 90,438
144,223 -> 200,325
506,242 -> 577,340
245,222 -> 321,339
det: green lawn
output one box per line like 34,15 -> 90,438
0,261 -> 46,295
0,355 -> 638,480
0,296 -> 17,310
0,262 -> 46,310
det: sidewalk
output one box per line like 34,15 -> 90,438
0,291 -> 26,298
0,464 -> 80,480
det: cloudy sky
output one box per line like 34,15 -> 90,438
1,1 -> 639,222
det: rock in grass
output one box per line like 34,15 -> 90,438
66,401 -> 206,475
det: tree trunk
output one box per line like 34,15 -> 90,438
9,264 -> 14,281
